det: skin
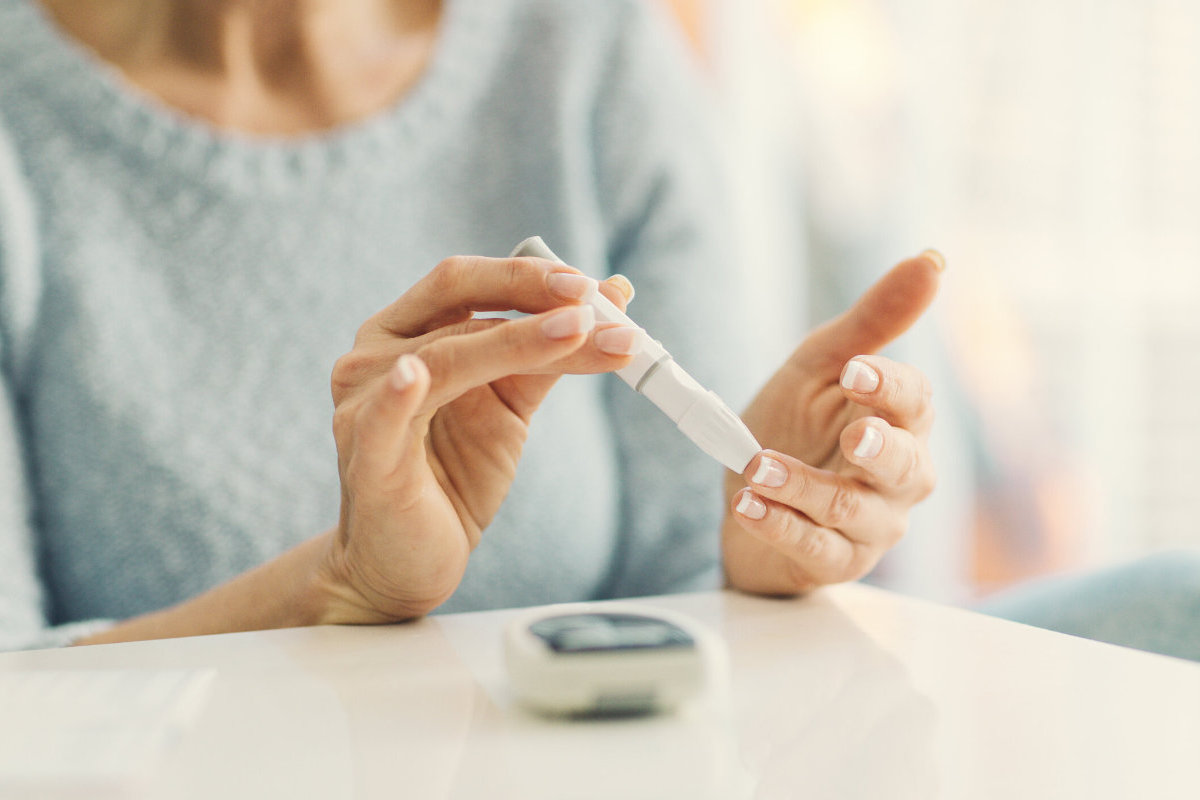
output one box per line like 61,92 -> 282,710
44,0 -> 941,644
725,253 -> 942,594
37,0 -> 442,134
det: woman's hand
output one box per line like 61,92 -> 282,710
318,255 -> 637,623
722,252 -> 944,595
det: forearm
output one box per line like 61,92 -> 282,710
75,531 -> 344,646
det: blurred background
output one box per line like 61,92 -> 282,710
655,0 -> 1200,603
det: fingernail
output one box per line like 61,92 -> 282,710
841,360 -> 879,393
751,455 -> 787,488
853,424 -> 884,459
921,249 -> 947,272
605,274 -> 635,302
391,354 -> 419,391
593,326 -> 641,356
736,491 -> 767,521
541,304 -> 596,339
546,272 -> 596,301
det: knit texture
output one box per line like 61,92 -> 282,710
0,0 -> 752,649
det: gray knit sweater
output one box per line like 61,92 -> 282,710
0,0 -> 752,649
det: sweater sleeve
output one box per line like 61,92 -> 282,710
589,1 -> 759,598
0,113 -> 113,650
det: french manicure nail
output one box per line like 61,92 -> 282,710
391,354 -> 418,391
853,425 -> 884,460
841,360 -> 879,394
736,491 -> 768,521
594,326 -> 640,356
921,249 -> 947,272
751,456 -> 787,488
546,272 -> 596,301
606,274 -> 636,302
541,304 -> 596,339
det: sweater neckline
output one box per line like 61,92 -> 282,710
2,0 -> 499,191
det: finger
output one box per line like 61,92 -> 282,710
412,317 -> 639,375
369,256 -> 596,338
348,354 -> 431,483
426,317 -> 639,373
839,355 -> 935,434
415,304 -> 597,409
730,487 -> 858,586
742,450 -> 900,547
797,250 -> 945,371
840,418 -> 936,501
333,316 -> 636,406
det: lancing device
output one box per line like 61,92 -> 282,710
511,237 -> 762,474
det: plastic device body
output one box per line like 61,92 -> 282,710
510,237 -> 761,473
502,603 -> 719,716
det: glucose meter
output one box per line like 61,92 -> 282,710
503,603 -> 721,717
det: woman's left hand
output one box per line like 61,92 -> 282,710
722,251 -> 944,595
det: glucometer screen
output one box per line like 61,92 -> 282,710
528,613 -> 695,654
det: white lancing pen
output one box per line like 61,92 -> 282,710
510,237 -> 762,474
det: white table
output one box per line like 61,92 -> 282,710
2,584 -> 1198,799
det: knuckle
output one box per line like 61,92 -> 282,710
445,318 -> 484,338
897,447 -> 922,487
918,371 -> 934,409
330,351 -> 372,402
884,373 -> 906,410
787,466 -> 813,504
824,484 -> 860,528
414,340 -> 452,381
790,522 -> 828,564
429,257 -> 464,294
506,257 -> 528,289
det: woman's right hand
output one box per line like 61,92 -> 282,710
316,255 -> 637,624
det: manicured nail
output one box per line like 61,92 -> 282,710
391,354 -> 419,391
594,326 -> 641,356
853,424 -> 884,459
546,272 -> 596,301
841,360 -> 879,393
605,274 -> 635,302
541,305 -> 596,339
921,249 -> 947,272
751,455 -> 787,488
736,491 -> 767,520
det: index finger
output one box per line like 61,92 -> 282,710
370,256 -> 592,338
797,251 -> 945,372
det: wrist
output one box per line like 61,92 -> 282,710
307,529 -> 402,626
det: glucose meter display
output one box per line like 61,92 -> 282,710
528,613 -> 695,654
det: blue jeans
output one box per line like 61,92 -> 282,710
975,550 -> 1200,662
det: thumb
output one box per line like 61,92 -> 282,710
799,250 -> 945,370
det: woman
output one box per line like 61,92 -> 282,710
0,0 -> 939,649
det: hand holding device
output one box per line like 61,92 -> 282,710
321,255 -> 634,623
